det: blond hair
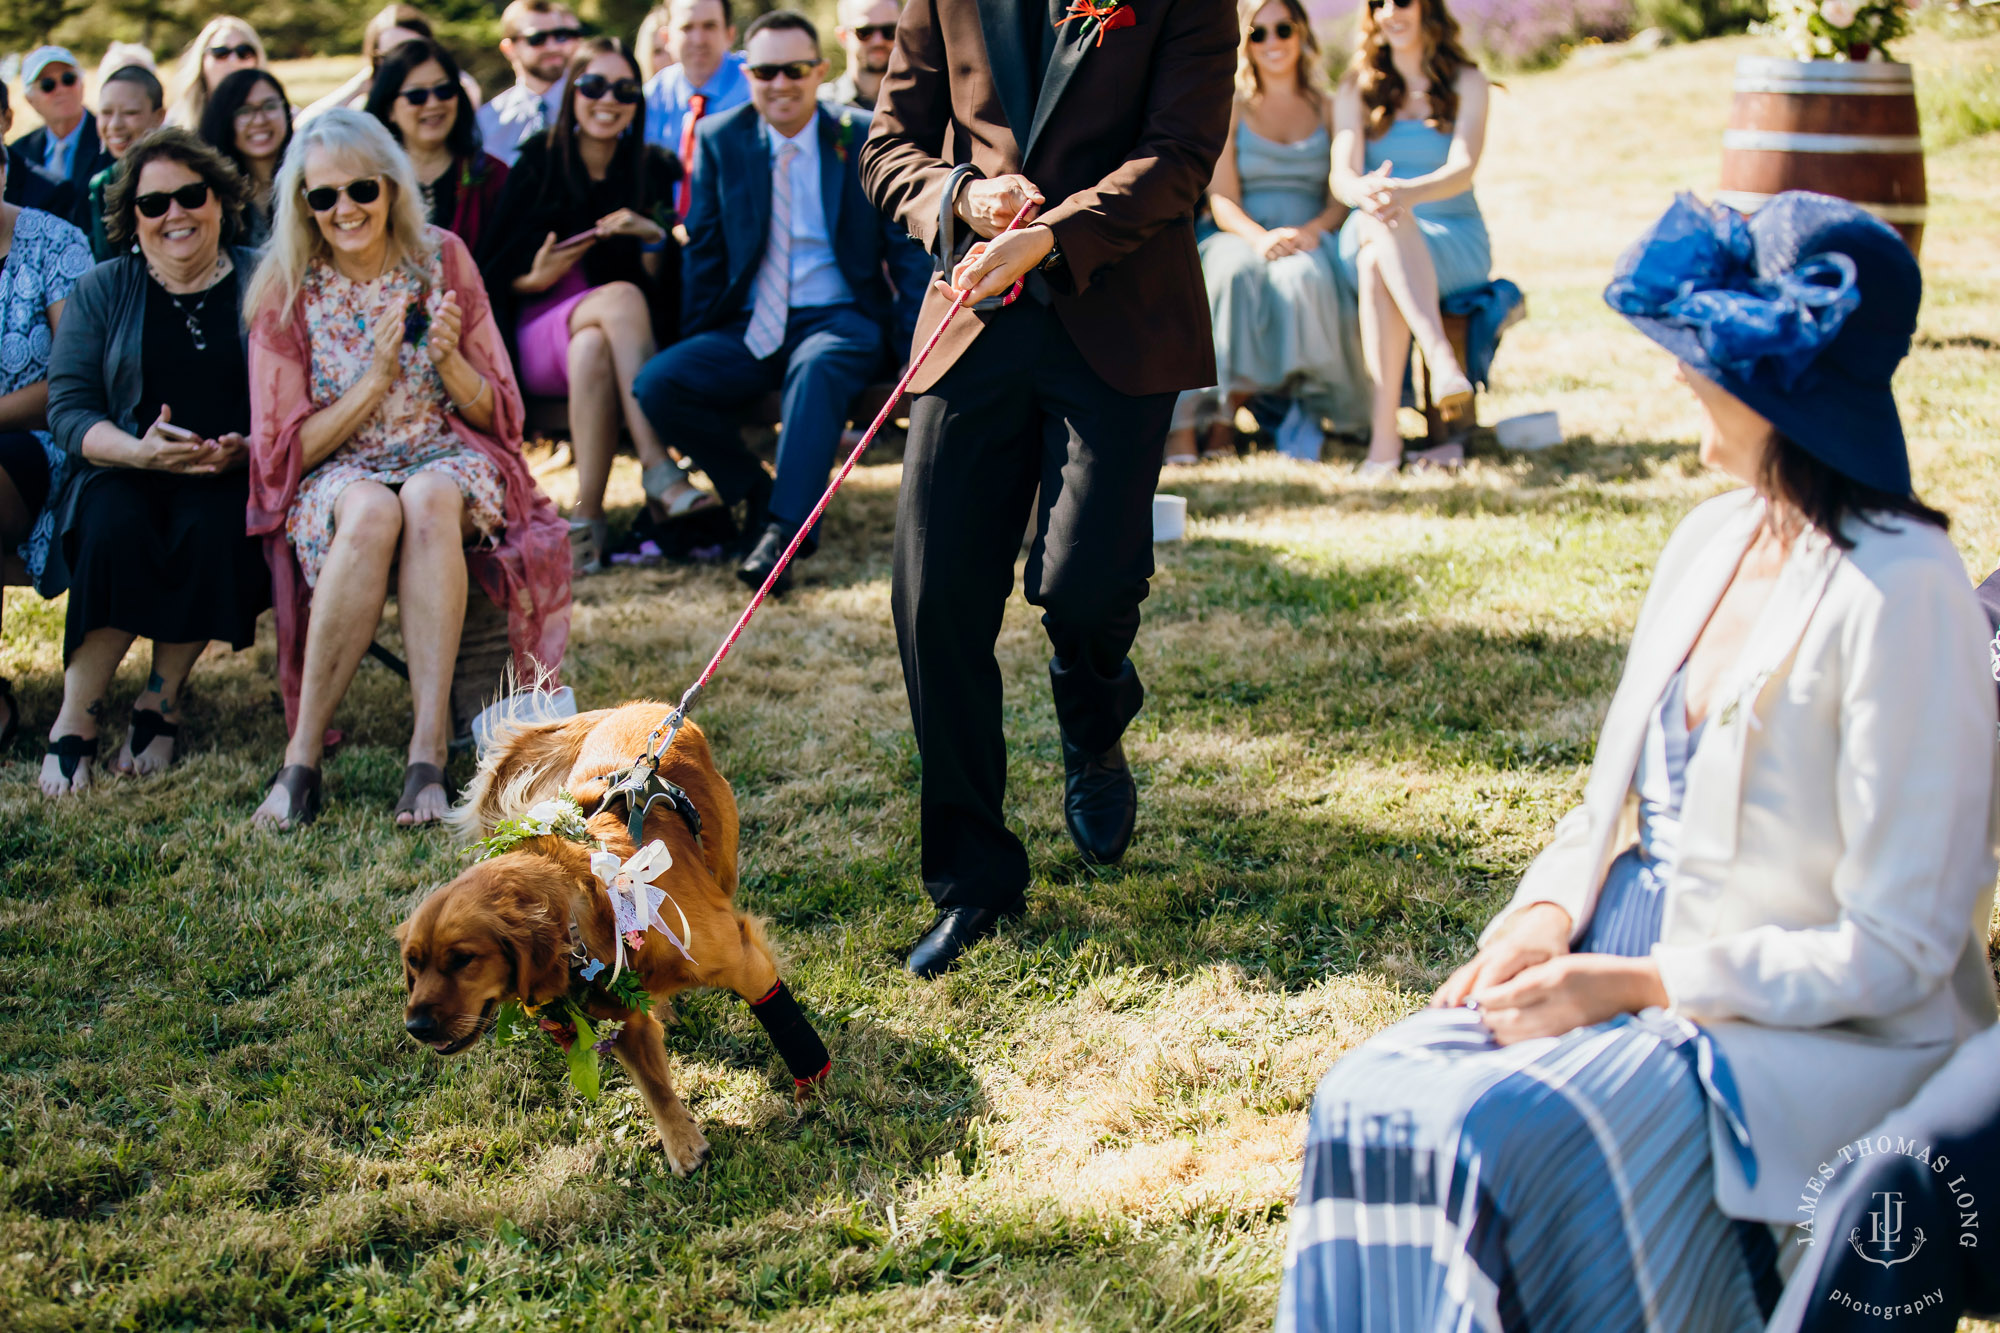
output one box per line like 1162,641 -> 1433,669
636,6 -> 672,80
172,17 -> 266,128
245,108 -> 437,325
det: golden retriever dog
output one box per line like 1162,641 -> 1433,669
396,701 -> 825,1175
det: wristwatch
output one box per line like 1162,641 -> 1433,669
1039,233 -> 1067,276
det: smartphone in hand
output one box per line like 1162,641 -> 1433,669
554,228 -> 598,251
154,420 -> 201,442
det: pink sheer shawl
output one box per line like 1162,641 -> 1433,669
247,228 -> 571,731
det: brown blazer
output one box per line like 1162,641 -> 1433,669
858,0 -> 1237,396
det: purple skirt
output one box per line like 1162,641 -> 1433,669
515,267 -> 593,398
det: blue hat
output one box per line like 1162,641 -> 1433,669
21,46 -> 80,87
1604,191 -> 1920,496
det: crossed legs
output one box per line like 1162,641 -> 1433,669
252,473 -> 475,827
1352,213 -> 1472,465
563,282 -> 702,523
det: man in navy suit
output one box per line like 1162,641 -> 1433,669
9,48 -> 108,201
0,80 -> 77,219
633,8 -> 929,593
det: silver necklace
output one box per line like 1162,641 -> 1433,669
150,256 -> 231,352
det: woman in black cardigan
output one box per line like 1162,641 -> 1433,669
478,36 -> 712,571
41,129 -> 270,793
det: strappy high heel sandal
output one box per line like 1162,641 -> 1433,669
260,764 -> 322,830
122,708 -> 180,775
394,761 -> 452,828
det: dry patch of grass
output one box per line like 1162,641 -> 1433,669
1,32 -> 1997,1332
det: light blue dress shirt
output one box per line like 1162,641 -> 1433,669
763,117 -> 853,311
642,53 -> 751,154
41,120 -> 82,178
476,78 -> 567,167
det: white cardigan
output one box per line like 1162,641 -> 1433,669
1481,488 -> 2000,1222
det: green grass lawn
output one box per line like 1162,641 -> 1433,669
2,27 -> 1998,1332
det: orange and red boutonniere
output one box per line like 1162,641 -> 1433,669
1057,0 -> 1138,47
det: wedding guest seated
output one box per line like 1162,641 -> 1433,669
0,151 -> 93,751
95,44 -> 157,84
81,64 -> 167,259
1276,194 -> 1998,1331
1,81 -> 76,219
364,37 -> 508,254
169,16 -> 268,130
41,129 -> 271,794
821,0 -> 900,111
637,5 -> 674,83
12,47 -> 112,203
482,37 -> 710,573
633,10 -> 928,594
474,0 -> 580,168
299,5 -> 484,126
245,110 -> 568,830
1167,0 -> 1364,466
1332,0 -> 1490,477
199,68 -> 294,249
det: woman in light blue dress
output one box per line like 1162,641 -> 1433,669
1332,0 -> 1492,475
1165,0 -> 1367,464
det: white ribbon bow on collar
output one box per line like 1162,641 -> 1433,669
588,839 -> 697,977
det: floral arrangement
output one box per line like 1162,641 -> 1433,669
470,795 -> 697,1099
1763,0 -> 1912,60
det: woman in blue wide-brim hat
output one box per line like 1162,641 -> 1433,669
1274,191 -> 1999,1333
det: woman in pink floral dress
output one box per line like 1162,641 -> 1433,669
246,109 -> 570,830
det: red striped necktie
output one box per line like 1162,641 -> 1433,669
676,92 -> 708,218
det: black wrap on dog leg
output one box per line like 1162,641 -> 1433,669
748,980 -> 831,1088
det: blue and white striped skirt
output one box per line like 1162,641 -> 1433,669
1276,1008 -> 1777,1333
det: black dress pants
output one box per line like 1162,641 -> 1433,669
892,298 -> 1174,912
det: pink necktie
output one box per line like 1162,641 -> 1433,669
743,139 -> 798,360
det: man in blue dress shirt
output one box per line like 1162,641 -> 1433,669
475,0 -> 581,167
642,0 -> 752,202
632,10 -> 928,594
10,48 -> 107,198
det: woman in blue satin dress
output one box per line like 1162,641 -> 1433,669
1332,0 -> 1492,476
1165,0 -> 1368,465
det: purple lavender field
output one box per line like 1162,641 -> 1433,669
1306,0 -> 1636,66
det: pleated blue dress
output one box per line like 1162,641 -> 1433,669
1277,664 -> 1779,1333
1334,119 -> 1492,301
1190,124 -> 1370,435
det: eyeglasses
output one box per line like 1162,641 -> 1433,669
399,82 -> 458,106
517,26 -> 583,46
36,70 -> 79,93
747,61 -> 818,82
573,72 -> 642,103
134,182 -> 212,218
303,176 -> 383,212
1248,21 -> 1296,41
234,97 -> 287,124
851,23 -> 895,40
209,43 -> 259,61
1370,0 -> 1414,11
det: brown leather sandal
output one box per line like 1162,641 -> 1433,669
394,761 -> 452,828
262,764 -> 322,830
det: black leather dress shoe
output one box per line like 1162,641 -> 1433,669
737,523 -> 795,595
906,905 -> 1019,979
1061,735 -> 1137,865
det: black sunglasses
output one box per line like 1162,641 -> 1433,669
303,176 -> 383,212
1248,21 -> 1296,41
134,182 -> 212,218
573,72 -> 643,103
209,43 -> 259,60
851,23 -> 895,40
37,70 -> 79,93
399,81 -> 458,106
519,26 -> 583,46
747,61 -> 818,82
1371,0 -> 1414,10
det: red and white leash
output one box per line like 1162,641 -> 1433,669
623,202 -> 1038,775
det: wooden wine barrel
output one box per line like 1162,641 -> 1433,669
1717,57 -> 1926,255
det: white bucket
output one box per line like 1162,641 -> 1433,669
1153,493 -> 1188,542
1494,411 -> 1563,451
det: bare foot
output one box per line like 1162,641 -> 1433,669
116,706 -> 179,777
1163,426 -> 1198,467
395,776 -> 451,827
252,766 -> 321,830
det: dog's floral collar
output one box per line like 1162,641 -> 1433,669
469,794 -> 593,861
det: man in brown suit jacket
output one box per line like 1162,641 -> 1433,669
859,0 -> 1235,977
